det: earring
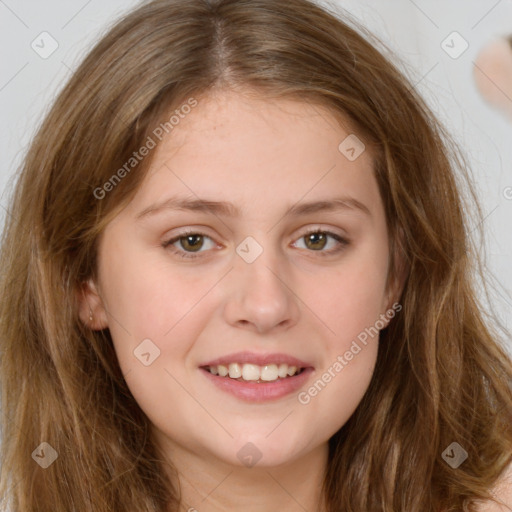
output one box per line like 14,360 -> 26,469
89,308 -> 93,323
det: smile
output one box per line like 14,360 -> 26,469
204,362 -> 304,382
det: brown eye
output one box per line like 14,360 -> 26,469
304,232 -> 328,251
162,231 -> 217,260
179,234 -> 204,252
292,229 -> 349,257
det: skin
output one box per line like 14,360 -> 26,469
473,37 -> 512,122
79,88 -> 404,511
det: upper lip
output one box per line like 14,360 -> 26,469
200,351 -> 313,369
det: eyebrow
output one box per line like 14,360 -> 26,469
135,195 -> 372,220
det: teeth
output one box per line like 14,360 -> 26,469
287,365 -> 297,376
277,364 -> 288,378
217,364 -> 229,377
207,363 -> 302,382
228,363 -> 242,378
242,364 -> 260,381
261,364 -> 278,381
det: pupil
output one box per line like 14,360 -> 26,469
183,235 -> 202,252
307,232 -> 326,250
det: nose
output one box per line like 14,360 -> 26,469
222,243 -> 300,334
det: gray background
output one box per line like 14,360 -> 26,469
1,0 -> 511,350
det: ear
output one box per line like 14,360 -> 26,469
77,278 -> 109,330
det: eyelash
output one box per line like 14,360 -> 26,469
162,227 -> 349,260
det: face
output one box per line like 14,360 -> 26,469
81,89 -> 398,469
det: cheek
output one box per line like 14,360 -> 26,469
311,266 -> 384,377
99,248 -> 216,373
299,264 -> 384,431
100,241 -> 199,330
296,244 -> 387,422
302,343 -> 378,437
307,249 -> 389,344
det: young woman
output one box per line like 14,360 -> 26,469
1,0 -> 511,510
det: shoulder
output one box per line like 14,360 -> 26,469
474,461 -> 512,511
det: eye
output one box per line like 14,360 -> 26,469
292,228 -> 349,256
162,227 -> 349,260
162,230 -> 217,260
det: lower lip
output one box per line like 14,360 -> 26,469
200,367 -> 314,402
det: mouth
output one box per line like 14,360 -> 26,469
200,362 -> 307,383
198,353 -> 314,402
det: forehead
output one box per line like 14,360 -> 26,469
123,89 -> 381,220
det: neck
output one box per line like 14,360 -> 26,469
159,438 -> 329,512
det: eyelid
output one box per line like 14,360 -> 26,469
162,228 -> 220,260
291,226 -> 349,256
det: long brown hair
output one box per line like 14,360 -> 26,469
1,0 -> 511,510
